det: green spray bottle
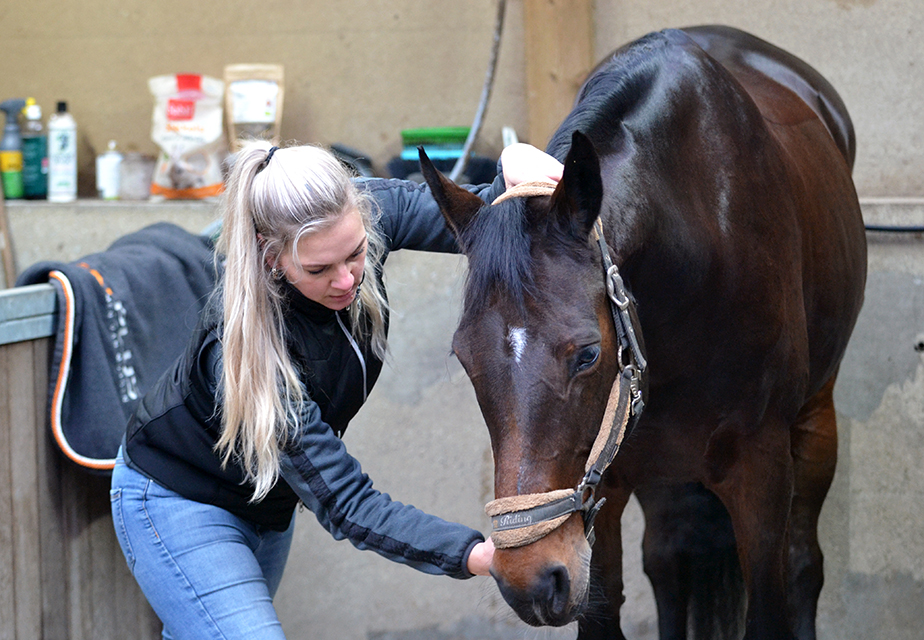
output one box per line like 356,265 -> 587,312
1,98 -> 26,199
21,98 -> 48,199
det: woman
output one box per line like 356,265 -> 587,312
110,140 -> 563,639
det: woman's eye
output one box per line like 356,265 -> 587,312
572,345 -> 600,374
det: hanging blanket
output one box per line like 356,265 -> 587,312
16,222 -> 219,473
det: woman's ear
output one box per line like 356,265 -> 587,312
257,233 -> 277,270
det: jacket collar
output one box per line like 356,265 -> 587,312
282,281 -> 344,324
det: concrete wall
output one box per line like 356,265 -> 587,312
5,198 -> 923,639
592,0 -> 923,197
0,1 -> 920,197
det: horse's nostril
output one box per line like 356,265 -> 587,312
542,564 -> 571,620
494,563 -> 576,627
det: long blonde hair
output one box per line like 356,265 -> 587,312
215,141 -> 388,500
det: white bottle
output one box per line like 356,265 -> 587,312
47,101 -> 77,202
96,140 -> 122,200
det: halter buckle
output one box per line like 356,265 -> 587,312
606,265 -> 630,310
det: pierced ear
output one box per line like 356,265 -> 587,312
419,147 -> 485,240
549,130 -> 603,239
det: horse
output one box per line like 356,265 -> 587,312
419,25 -> 866,640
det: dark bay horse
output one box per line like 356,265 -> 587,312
420,25 -> 866,640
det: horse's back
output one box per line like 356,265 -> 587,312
681,25 -> 856,170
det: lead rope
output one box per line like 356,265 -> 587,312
483,214 -> 646,549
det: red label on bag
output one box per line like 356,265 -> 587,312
176,74 -> 202,92
166,99 -> 196,121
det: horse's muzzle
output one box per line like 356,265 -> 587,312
494,562 -> 578,627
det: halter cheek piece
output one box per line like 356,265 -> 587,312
484,182 -> 648,549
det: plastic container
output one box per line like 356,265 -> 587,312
118,152 -> 155,200
21,99 -> 48,199
400,126 -> 470,161
47,101 -> 77,202
0,98 -> 26,200
95,140 -> 122,200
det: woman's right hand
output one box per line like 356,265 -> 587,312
466,537 -> 496,576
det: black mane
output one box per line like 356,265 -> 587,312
547,31 -> 674,160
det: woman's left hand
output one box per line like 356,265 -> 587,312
467,537 -> 496,576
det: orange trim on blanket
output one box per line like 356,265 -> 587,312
47,270 -> 116,471
78,263 -> 113,295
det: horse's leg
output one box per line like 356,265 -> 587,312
787,377 -> 838,640
578,485 -> 632,640
706,419 -> 796,640
637,482 -> 744,640
636,484 -> 691,640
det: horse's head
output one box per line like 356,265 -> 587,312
422,133 -> 626,626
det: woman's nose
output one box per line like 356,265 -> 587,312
332,264 -> 355,290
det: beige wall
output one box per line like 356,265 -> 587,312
1,1 -> 920,198
0,0 -> 527,196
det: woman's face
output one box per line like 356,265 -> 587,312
275,209 -> 368,311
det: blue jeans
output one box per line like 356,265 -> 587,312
110,449 -> 295,639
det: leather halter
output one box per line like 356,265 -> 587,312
484,185 -> 648,549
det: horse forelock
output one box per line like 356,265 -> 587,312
460,198 -> 534,316
459,196 -> 600,321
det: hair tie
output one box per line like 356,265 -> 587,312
257,146 -> 279,172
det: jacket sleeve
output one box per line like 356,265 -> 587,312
356,173 -> 505,254
279,398 -> 484,579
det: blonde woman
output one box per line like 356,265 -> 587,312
109,140 -> 563,639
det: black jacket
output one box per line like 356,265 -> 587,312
122,176 -> 502,579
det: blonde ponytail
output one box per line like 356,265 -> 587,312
215,141 -> 388,500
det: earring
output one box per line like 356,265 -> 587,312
271,267 -> 284,281
354,270 -> 366,298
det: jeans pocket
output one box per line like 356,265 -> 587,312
110,488 -> 136,571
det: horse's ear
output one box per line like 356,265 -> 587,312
550,130 -> 603,239
419,147 -> 484,240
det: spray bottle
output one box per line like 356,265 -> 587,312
21,98 -> 48,199
0,98 -> 26,200
47,101 -> 77,202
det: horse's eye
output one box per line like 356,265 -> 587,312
572,345 -> 601,375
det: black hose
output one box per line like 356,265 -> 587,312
865,225 -> 924,233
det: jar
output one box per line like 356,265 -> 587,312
118,152 -> 156,201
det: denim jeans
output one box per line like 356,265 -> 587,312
110,449 -> 295,639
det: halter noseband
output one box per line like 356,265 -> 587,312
484,183 -> 647,549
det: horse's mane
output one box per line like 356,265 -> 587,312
547,31 -> 674,160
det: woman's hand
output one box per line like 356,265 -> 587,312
467,537 -> 496,576
500,143 -> 564,189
